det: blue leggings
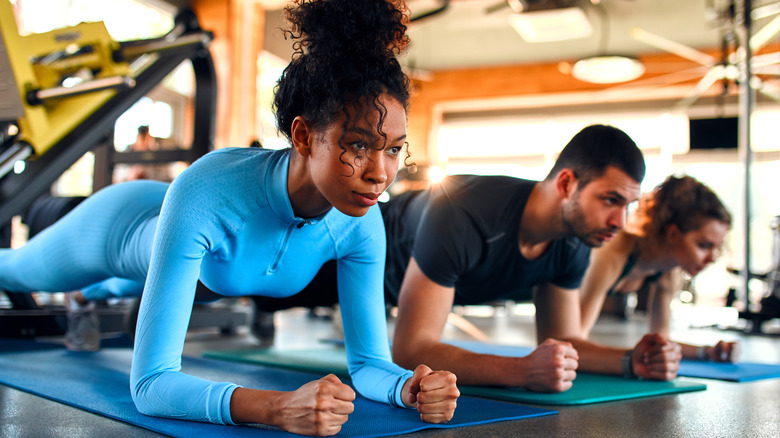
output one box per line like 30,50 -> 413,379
0,181 -> 166,298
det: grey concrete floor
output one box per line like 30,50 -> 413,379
1,302 -> 779,437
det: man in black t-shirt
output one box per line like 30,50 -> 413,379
381,175 -> 590,307
388,125 -> 683,392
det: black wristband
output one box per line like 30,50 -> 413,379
622,350 -> 636,378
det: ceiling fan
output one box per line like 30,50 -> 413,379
628,0 -> 780,109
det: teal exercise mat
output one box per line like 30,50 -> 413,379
458,373 -> 705,405
445,339 -> 780,383
205,343 -> 706,406
202,340 -> 525,376
0,338 -> 555,437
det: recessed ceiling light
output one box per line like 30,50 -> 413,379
509,7 -> 592,43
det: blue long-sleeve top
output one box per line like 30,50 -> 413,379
129,147 -> 412,424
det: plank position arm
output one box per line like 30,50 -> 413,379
392,258 -> 578,392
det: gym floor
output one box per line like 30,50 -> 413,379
1,302 -> 779,437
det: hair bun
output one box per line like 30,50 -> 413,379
285,0 -> 409,63
273,0 -> 412,144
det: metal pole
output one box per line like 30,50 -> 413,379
30,76 -> 135,104
736,0 -> 754,315
0,142 -> 32,179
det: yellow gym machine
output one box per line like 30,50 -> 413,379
0,1 -> 133,176
0,1 -> 215,225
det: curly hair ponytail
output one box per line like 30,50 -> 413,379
643,175 -> 732,237
273,0 -> 411,149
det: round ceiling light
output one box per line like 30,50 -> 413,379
571,55 -> 645,84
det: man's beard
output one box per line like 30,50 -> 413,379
562,193 -> 613,248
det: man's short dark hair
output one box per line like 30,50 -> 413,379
545,124 -> 646,187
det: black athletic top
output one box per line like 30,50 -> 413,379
381,175 -> 591,305
607,251 -> 665,295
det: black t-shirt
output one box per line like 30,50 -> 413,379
381,175 -> 591,305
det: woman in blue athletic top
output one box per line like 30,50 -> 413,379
579,175 -> 739,362
0,0 -> 459,435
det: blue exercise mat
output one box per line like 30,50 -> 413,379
0,338 -> 556,437
678,360 -> 780,382
444,339 -> 533,356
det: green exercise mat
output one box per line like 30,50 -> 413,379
203,345 -> 707,406
458,373 -> 705,405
